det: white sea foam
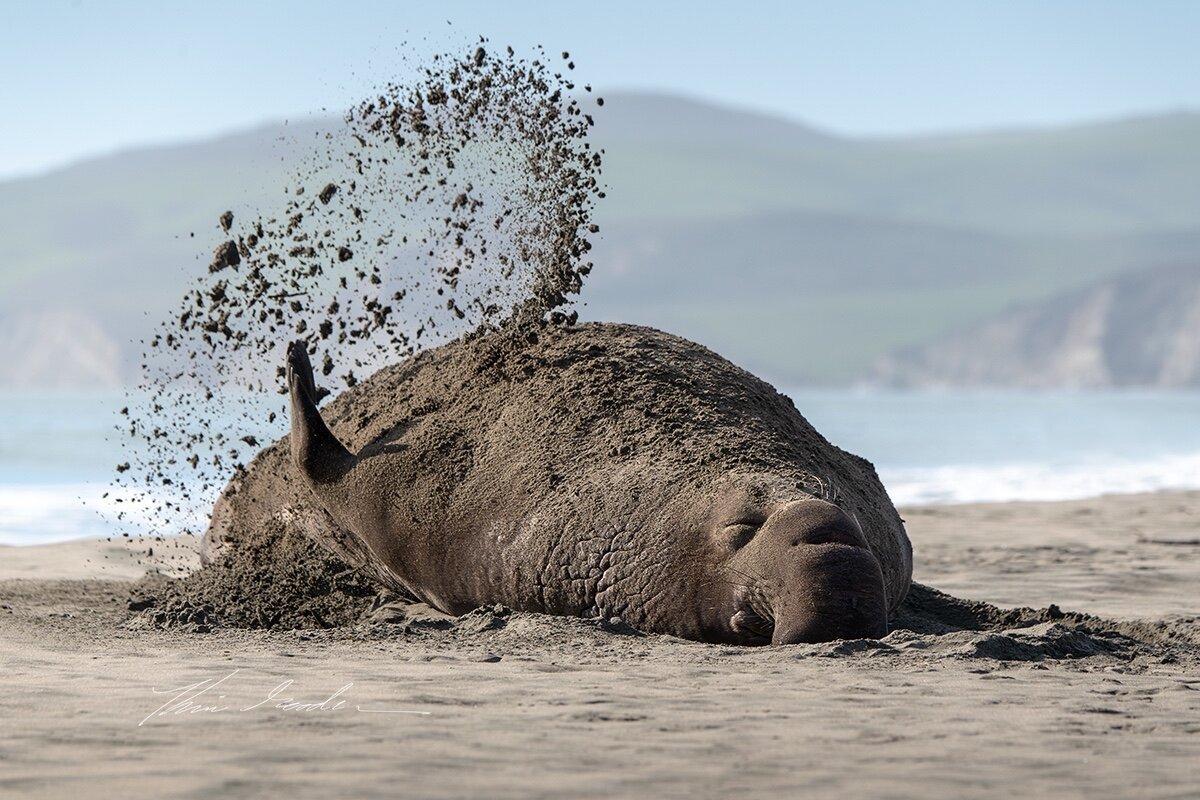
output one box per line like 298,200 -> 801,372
0,484 -> 106,546
0,483 -> 205,546
885,451 -> 1200,506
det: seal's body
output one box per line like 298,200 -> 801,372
205,323 -> 911,645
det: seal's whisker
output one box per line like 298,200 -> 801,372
724,565 -> 771,588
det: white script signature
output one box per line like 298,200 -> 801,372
140,669 -> 431,726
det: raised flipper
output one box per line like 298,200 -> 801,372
286,341 -> 353,484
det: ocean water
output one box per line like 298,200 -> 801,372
1,388 -> 1199,545
790,389 -> 1200,506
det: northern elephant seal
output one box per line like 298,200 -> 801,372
203,323 -> 912,644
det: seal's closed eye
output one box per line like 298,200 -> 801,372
721,521 -> 761,549
716,499 -> 768,550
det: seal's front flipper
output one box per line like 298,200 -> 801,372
287,341 -> 353,483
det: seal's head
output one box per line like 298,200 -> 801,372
700,474 -> 890,645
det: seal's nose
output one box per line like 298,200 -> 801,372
761,500 -> 889,644
769,544 -> 890,644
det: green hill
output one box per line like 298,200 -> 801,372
2,94 -> 1199,385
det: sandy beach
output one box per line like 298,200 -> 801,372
1,491 -> 1197,799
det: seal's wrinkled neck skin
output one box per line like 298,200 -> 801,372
702,476 -> 890,645
286,341 -> 354,485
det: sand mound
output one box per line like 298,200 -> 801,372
129,525 -> 380,632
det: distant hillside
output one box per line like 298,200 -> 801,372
3,94 -> 1200,386
592,99 -> 1200,236
871,263 -> 1200,388
0,118 -> 334,335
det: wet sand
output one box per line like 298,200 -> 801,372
2,491 -> 1197,799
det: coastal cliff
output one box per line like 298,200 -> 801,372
872,263 -> 1200,387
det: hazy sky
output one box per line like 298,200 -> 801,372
2,0 -> 1198,181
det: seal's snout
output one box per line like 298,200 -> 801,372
757,500 -> 889,645
768,543 -> 889,644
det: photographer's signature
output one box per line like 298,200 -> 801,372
140,669 -> 431,726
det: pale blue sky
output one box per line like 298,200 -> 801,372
1,0 -> 1197,181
